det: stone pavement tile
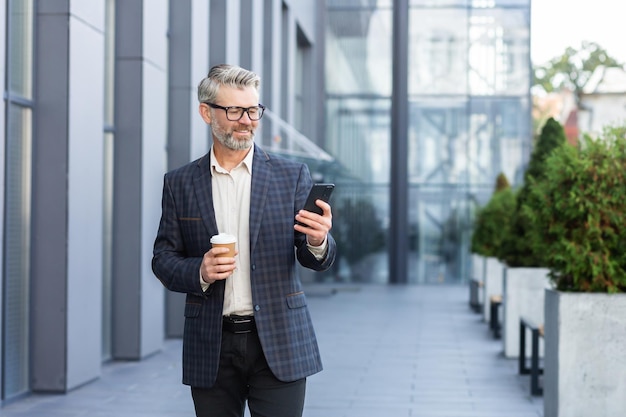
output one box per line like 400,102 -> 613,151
1,284 -> 543,417
304,284 -> 543,417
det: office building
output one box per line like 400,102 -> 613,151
0,0 -> 529,402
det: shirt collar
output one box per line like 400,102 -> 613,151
210,144 -> 254,175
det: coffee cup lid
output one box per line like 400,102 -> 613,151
210,233 -> 236,244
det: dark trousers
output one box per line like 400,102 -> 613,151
191,328 -> 306,417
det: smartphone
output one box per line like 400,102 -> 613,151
302,183 -> 335,215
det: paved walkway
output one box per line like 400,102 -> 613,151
1,284 -> 543,417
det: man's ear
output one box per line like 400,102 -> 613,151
199,103 -> 212,124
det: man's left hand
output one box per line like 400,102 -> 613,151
294,199 -> 332,246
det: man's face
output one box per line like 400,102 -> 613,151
209,86 -> 259,151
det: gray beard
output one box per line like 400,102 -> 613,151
213,130 -> 254,151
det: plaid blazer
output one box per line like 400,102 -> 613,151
152,144 -> 336,388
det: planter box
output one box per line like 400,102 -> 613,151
544,289 -> 626,417
482,257 -> 504,322
469,255 -> 485,312
502,267 -> 551,358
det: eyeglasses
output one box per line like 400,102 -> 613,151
204,102 -> 266,121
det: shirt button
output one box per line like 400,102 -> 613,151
254,305 -> 261,312
251,264 -> 256,270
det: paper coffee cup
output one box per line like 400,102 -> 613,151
210,233 -> 236,257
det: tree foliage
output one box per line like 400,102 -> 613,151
494,172 -> 510,192
499,118 -> 566,267
524,124 -> 626,293
471,173 -> 515,258
533,41 -> 623,96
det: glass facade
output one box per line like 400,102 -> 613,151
326,0 -> 530,283
3,0 -> 34,400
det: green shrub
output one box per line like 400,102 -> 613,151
524,124 -> 626,293
471,173 -> 516,258
499,118 -> 566,267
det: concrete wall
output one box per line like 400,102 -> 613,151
482,257 -> 504,322
502,267 -> 550,358
544,290 -> 626,417
0,0 -> 5,399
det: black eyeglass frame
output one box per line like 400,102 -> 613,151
203,102 -> 266,121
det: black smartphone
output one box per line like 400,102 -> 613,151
302,183 -> 335,215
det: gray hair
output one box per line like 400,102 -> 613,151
197,64 -> 261,103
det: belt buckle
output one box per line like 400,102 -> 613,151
229,315 -> 252,324
224,315 -> 254,334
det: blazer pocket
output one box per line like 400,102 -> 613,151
286,291 -> 307,309
184,302 -> 201,318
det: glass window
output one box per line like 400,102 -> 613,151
327,5 -> 392,96
325,0 -> 530,284
409,8 -> 469,95
3,0 -> 34,401
408,99 -> 469,184
468,7 -> 530,95
104,0 -> 115,127
3,105 -> 33,400
326,97 -> 391,184
7,0 -> 33,98
468,97 -> 528,186
326,1 -> 393,284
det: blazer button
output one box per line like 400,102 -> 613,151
254,305 -> 261,312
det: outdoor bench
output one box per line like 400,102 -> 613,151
469,278 -> 483,313
519,316 -> 544,396
489,294 -> 502,339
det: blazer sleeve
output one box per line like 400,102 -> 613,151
152,172 -> 206,296
293,165 -> 337,271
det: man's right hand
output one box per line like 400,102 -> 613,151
200,248 -> 238,284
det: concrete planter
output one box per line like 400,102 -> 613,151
469,254 -> 485,312
472,254 -> 485,282
482,257 -> 504,322
502,267 -> 551,358
544,289 -> 626,417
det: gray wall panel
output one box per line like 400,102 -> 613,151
31,3 -> 107,391
166,0 -> 193,338
112,54 -> 143,358
65,5 -> 106,389
0,0 -> 6,400
31,9 -> 70,392
113,0 -> 143,355
113,0 -> 168,359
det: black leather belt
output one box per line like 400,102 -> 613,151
223,315 -> 256,334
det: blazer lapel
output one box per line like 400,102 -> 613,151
249,145 -> 271,255
194,153 -> 219,236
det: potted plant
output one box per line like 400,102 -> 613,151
470,173 -> 515,322
524,124 -> 626,416
496,118 -> 564,357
